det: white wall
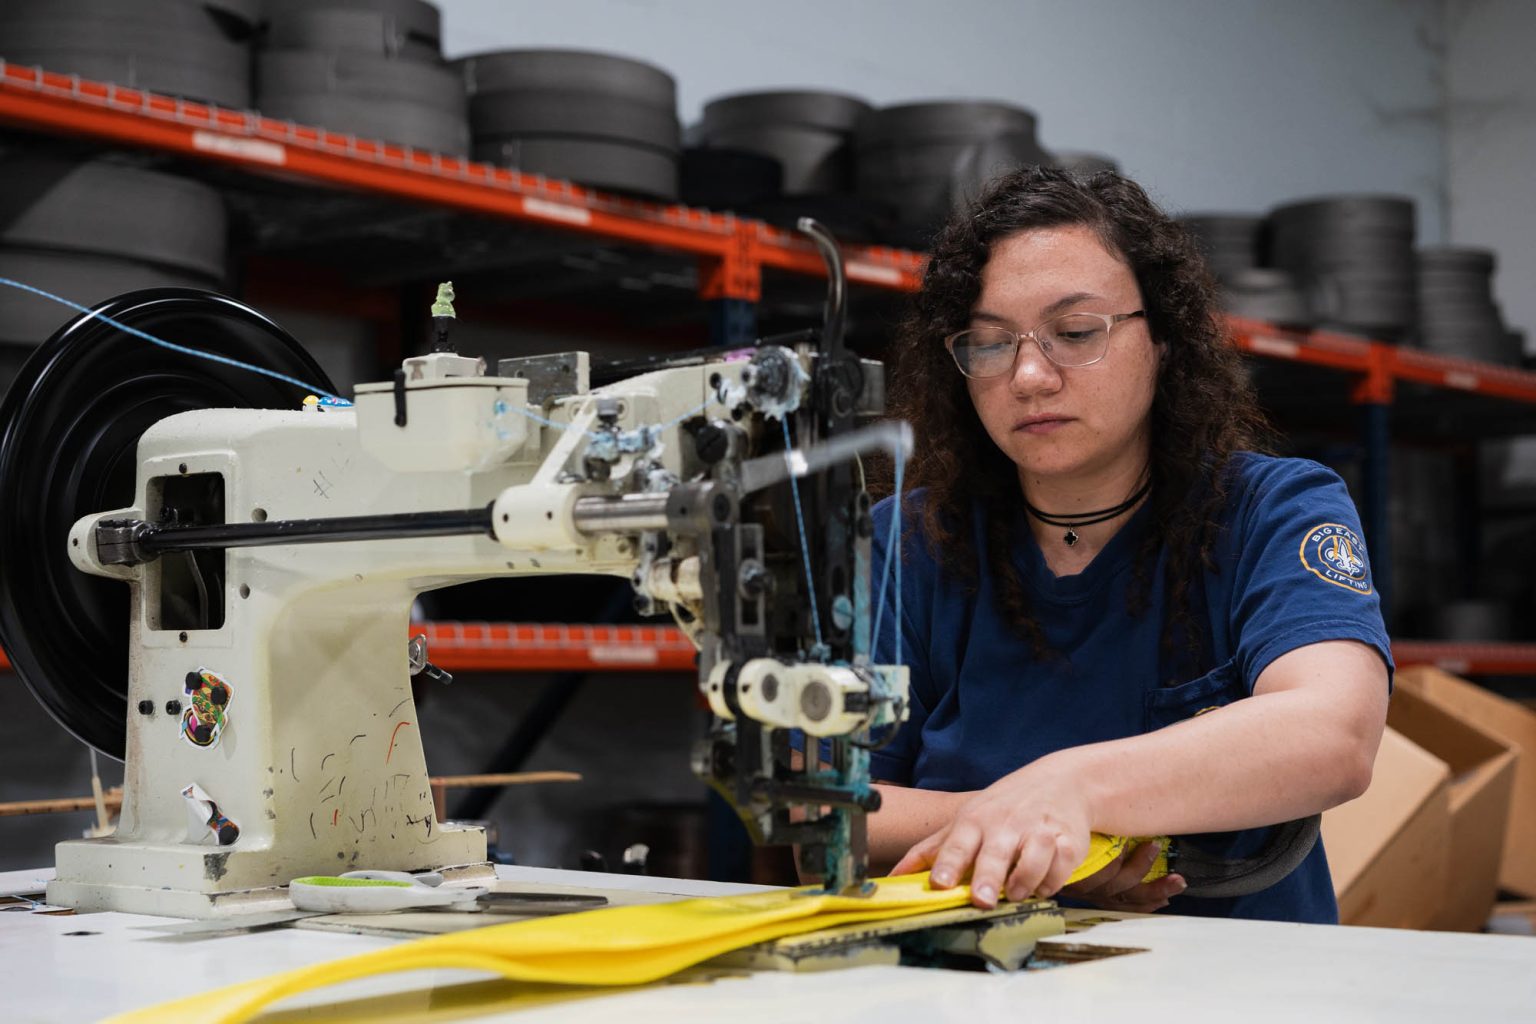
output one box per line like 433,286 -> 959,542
440,0 -> 1446,238
1446,0 -> 1536,348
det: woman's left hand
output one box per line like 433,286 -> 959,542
888,756 -> 1093,909
1059,840 -> 1185,912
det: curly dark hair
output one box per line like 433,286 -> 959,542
885,165 -> 1272,672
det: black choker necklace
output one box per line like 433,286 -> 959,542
1024,478 -> 1151,547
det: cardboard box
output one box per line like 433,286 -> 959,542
1396,666 -> 1536,898
1384,684 -> 1518,931
1321,725 -> 1450,929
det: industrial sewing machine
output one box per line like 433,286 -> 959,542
0,223 -> 914,919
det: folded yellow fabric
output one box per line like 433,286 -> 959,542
108,833 -> 1166,1024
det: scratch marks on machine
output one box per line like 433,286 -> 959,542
349,787 -> 379,835
181,668 -> 233,748
385,720 -> 412,763
291,721 -> 437,850
307,453 -> 352,501
181,783 -> 240,848
318,774 -> 347,804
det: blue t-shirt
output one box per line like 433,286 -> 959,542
869,453 -> 1392,924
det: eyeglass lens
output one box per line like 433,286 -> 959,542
950,314 -> 1114,376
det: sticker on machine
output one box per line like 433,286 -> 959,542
181,783 -> 240,846
182,668 -> 234,748
1298,522 -> 1373,594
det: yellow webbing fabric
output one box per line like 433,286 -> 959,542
108,834 -> 1165,1024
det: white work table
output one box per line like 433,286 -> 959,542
5,866 -> 1534,1023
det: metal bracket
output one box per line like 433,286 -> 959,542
496,352 -> 590,405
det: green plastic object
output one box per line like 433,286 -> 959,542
431,281 -> 456,318
290,875 -> 413,888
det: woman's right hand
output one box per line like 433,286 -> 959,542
1057,840 -> 1185,913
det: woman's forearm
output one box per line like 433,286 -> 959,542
1066,644 -> 1387,837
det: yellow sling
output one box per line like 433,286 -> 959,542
107,833 -> 1164,1024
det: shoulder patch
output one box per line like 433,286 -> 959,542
1299,523 -> 1372,594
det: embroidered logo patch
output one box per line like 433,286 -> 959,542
1299,523 -> 1372,594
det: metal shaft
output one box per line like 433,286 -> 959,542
571,493 -> 670,533
97,507 -> 495,564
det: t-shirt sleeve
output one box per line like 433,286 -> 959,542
1226,457 -> 1394,692
867,495 -> 935,786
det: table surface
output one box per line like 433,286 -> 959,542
5,865 -> 1535,1024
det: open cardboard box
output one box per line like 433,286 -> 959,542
1396,666 -> 1536,899
1321,682 -> 1519,930
1384,682 -> 1518,931
1321,724 -> 1450,929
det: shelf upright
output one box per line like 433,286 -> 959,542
1353,342 -> 1397,613
1227,318 -> 1398,606
699,219 -> 761,346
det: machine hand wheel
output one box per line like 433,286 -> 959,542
0,289 -> 336,760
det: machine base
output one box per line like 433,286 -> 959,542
48,829 -> 494,919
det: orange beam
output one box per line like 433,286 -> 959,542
1227,318 -> 1374,375
5,632 -> 1536,676
0,622 -> 696,675
1391,349 -> 1536,403
411,621 -> 696,673
0,65 -> 730,257
1229,317 -> 1536,403
1391,641 -> 1536,677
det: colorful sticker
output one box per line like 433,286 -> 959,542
181,783 -> 239,846
182,668 -> 233,748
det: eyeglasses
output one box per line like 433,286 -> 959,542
944,310 -> 1146,378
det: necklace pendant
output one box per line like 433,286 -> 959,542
1064,528 -> 1079,547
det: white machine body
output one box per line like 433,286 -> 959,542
52,357 -> 757,916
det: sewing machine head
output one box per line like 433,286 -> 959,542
0,224 -> 911,917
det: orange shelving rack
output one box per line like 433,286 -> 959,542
2,62 -> 1534,673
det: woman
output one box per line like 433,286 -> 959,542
868,166 -> 1390,923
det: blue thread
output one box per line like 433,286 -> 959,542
655,397 -> 715,431
490,396 -> 599,441
870,452 -> 906,670
780,416 -> 824,655
0,276 -> 353,405
512,403 -> 600,437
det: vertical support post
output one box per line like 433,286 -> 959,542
707,299 -> 757,347
699,222 -> 762,348
1451,443 -> 1482,600
1360,401 -> 1392,621
1353,345 -> 1395,625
